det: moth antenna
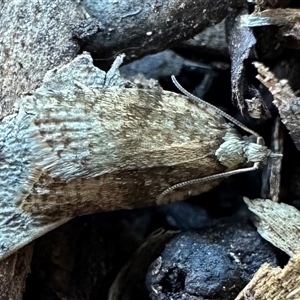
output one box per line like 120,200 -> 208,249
171,75 -> 263,144
156,76 -> 266,204
157,163 -> 260,204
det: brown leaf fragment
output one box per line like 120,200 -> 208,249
226,8 -> 257,114
244,198 -> 300,256
235,250 -> 300,300
254,61 -> 300,150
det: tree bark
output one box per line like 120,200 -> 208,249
0,1 -> 84,118
244,198 -> 300,257
235,251 -> 300,300
254,61 -> 300,150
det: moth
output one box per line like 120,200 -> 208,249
0,53 -> 273,261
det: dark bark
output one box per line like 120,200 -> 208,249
81,0 -> 228,68
226,7 -> 257,115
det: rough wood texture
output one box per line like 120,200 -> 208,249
244,198 -> 300,256
261,117 -> 284,202
235,251 -> 300,300
0,0 -> 84,118
254,61 -> 300,150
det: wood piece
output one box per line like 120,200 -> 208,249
0,0 -> 83,118
261,117 -> 284,202
235,251 -> 300,300
254,61 -> 300,150
1,52 -> 268,262
244,198 -> 300,256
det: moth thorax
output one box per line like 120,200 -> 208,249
215,131 -> 247,168
244,143 -> 272,164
